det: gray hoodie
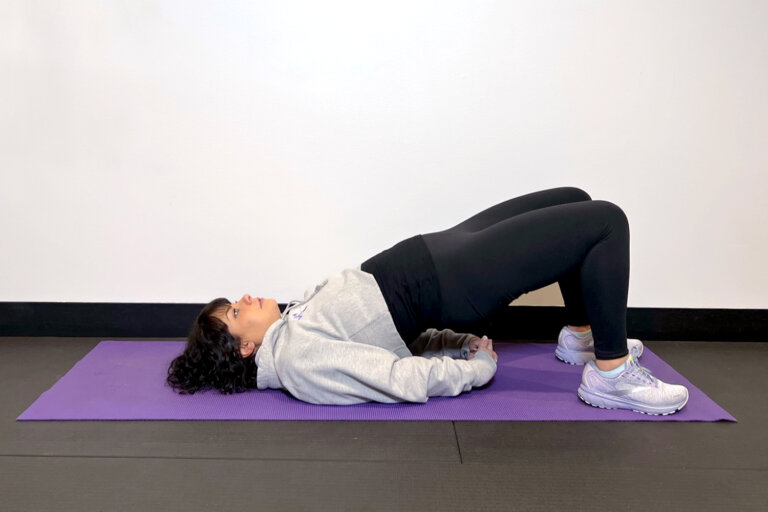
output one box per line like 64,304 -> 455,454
253,264 -> 498,405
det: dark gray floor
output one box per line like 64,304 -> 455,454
1,337 -> 765,511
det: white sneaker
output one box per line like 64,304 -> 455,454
555,326 -> 644,365
578,353 -> 689,415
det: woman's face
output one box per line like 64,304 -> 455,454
215,294 -> 282,358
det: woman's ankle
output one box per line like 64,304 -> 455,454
595,354 -> 629,371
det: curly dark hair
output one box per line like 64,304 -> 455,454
166,297 -> 259,395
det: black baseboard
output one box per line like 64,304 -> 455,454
0,302 -> 765,341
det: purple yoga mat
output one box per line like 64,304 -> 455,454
17,341 -> 736,422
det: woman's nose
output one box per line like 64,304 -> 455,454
243,294 -> 252,304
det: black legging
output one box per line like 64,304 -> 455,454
421,186 -> 630,360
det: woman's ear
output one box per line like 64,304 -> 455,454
240,341 -> 255,358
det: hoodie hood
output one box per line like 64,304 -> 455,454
252,275 -> 330,390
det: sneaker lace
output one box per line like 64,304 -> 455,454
629,357 -> 656,386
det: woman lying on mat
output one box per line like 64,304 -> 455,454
167,187 -> 689,415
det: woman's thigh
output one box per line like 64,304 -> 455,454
424,200 -> 628,327
439,186 -> 592,233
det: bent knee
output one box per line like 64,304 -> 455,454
592,200 -> 629,227
563,187 -> 592,202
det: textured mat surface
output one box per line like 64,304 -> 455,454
17,340 -> 736,422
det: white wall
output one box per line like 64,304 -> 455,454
1,0 -> 765,309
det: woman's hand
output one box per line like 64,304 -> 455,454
468,335 -> 498,363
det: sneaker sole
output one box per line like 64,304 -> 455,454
577,385 -> 689,416
555,346 -> 594,365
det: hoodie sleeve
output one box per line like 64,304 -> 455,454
275,333 -> 497,405
408,328 -> 477,359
